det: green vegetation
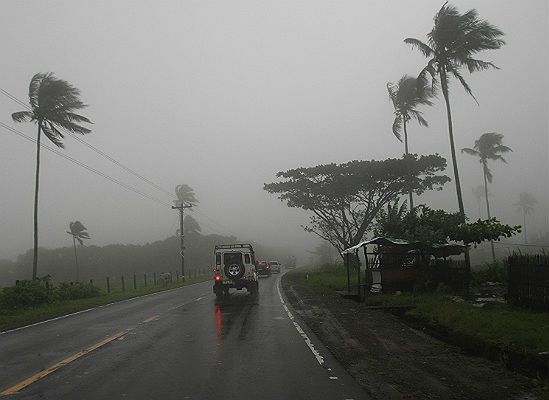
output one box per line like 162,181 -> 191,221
264,154 -> 450,254
387,75 -> 434,208
294,265 -> 549,355
12,72 -> 92,280
375,202 -> 520,245
462,132 -> 512,261
0,274 -> 210,332
405,3 -> 505,219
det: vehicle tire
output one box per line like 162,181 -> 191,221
224,263 -> 245,280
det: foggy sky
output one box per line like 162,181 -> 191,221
0,0 -> 547,261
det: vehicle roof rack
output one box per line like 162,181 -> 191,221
215,243 -> 254,251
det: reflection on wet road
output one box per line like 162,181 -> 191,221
1,274 -> 369,399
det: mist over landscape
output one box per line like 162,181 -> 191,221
2,2 -> 549,399
0,0 -> 547,274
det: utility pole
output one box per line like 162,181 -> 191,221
172,201 -> 192,280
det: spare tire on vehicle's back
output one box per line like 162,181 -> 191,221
224,263 -> 245,280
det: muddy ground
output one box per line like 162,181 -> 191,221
282,271 -> 543,400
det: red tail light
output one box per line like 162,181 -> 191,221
215,274 -> 222,282
266,265 -> 270,269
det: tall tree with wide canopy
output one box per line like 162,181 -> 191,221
404,3 -> 505,220
66,221 -> 91,281
387,75 -> 434,208
462,132 -> 511,260
514,192 -> 537,244
12,73 -> 92,279
264,154 -> 450,254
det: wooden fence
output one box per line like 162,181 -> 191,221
94,268 -> 210,293
508,254 -> 549,311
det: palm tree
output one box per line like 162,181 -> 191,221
514,192 -> 537,244
66,221 -> 91,281
462,132 -> 511,261
12,73 -> 92,280
387,75 -> 434,208
175,184 -> 199,207
404,3 -> 505,220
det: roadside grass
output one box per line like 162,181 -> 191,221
0,275 -> 210,332
292,265 -> 549,355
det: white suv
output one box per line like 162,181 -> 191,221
213,244 -> 259,299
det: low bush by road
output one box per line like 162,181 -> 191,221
0,275 -> 210,332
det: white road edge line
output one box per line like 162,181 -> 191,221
276,276 -> 325,366
1,281 -> 208,335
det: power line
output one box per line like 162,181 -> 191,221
0,121 -> 172,207
1,87 -> 240,237
0,87 -> 173,198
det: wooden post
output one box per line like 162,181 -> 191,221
89,279 -> 93,286
106,277 -> 110,293
121,276 -> 125,292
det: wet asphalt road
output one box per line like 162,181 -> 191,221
0,272 -> 368,399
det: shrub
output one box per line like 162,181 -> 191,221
0,279 -> 53,309
0,279 -> 102,310
472,261 -> 508,285
54,282 -> 101,301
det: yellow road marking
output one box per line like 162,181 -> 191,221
1,331 -> 126,396
142,315 -> 159,323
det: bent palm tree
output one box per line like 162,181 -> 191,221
462,132 -> 512,261
175,184 -> 199,207
12,73 -> 92,279
514,192 -> 537,244
405,3 -> 505,220
387,75 -> 434,208
67,221 -> 91,281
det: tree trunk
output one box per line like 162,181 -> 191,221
32,122 -> 42,280
482,162 -> 496,262
440,70 -> 466,218
440,69 -> 471,270
403,119 -> 414,209
72,235 -> 79,281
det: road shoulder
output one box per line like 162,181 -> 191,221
281,270 -> 541,400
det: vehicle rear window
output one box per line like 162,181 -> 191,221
215,254 -> 221,265
224,252 -> 242,265
244,254 -> 251,264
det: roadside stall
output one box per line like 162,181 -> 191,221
340,237 -> 467,299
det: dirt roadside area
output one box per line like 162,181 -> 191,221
281,271 -> 542,400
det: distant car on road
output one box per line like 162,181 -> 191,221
256,260 -> 272,277
268,260 -> 281,274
